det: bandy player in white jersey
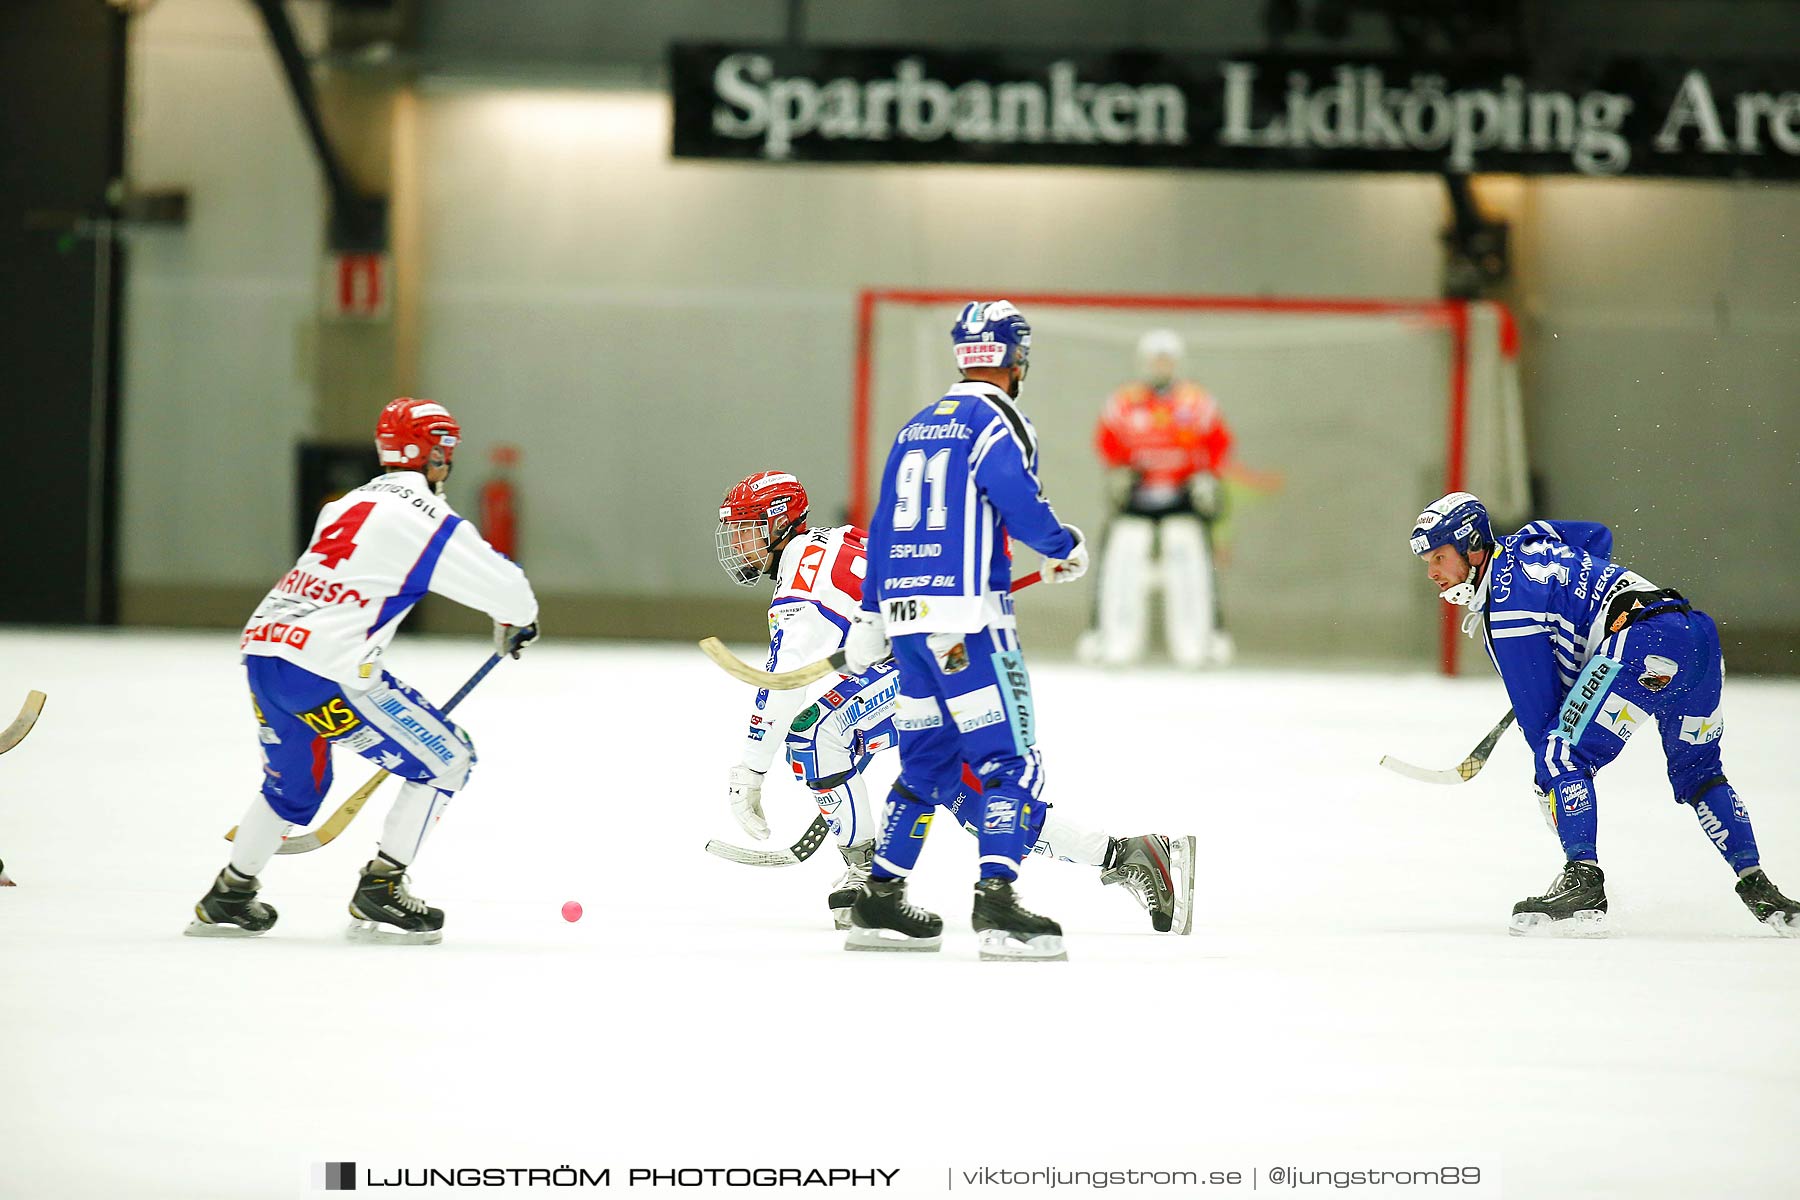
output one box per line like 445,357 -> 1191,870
187,397 -> 539,944
716,470 -> 1196,934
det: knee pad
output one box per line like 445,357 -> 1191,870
260,756 -> 329,825
786,701 -> 862,792
434,726 -> 476,792
1107,517 -> 1156,556
1682,775 -> 1729,807
1100,520 -> 1156,595
971,746 -> 1045,800
258,721 -> 334,824
1159,515 -> 1204,561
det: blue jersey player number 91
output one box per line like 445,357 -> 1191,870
840,300 -> 1093,961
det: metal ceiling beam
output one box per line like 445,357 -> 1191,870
251,0 -> 386,251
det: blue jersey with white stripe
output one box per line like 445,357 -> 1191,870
1476,519 -> 1658,765
862,381 -> 1075,635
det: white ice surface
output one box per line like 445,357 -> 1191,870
1,630 -> 1797,1199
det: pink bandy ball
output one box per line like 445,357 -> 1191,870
561,900 -> 583,923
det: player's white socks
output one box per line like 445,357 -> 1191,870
1036,811 -> 1111,867
379,781 -> 449,868
228,797 -> 293,878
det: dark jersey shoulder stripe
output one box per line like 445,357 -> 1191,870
979,393 -> 1036,472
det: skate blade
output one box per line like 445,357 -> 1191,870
977,930 -> 1069,961
1170,834 -> 1198,936
832,907 -> 853,931
346,919 -> 443,946
1508,909 -> 1608,938
1762,912 -> 1800,938
844,925 -> 941,952
183,919 -> 268,938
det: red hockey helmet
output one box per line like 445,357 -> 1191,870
375,397 -> 461,472
716,471 -> 809,586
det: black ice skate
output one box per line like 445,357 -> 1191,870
828,840 -> 875,931
1735,869 -> 1800,937
972,877 -> 1067,961
1100,834 -> 1197,934
184,866 -> 278,937
1509,861 -> 1608,937
347,856 -> 444,945
845,877 -> 942,952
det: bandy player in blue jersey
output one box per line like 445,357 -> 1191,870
714,470 -> 1195,935
842,301 -> 1092,960
1411,491 -> 1799,937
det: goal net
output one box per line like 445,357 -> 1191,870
851,290 -> 1527,673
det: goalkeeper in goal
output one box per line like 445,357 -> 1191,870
1081,329 -> 1281,669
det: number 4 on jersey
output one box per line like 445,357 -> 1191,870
308,501 -> 376,569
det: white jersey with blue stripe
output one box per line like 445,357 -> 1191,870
242,470 -> 538,690
739,524 -> 869,773
1470,519 -> 1657,763
862,380 -> 1075,635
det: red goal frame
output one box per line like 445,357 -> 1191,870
850,288 -> 1510,675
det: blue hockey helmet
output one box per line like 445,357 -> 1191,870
950,300 -> 1031,373
1410,491 -> 1492,605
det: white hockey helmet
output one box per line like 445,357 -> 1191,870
1137,329 -> 1185,385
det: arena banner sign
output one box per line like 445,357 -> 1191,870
669,45 -> 1800,179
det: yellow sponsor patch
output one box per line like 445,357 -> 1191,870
911,813 -> 934,839
934,400 -> 959,415
298,696 -> 362,738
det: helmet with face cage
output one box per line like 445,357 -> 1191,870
717,471 -> 810,586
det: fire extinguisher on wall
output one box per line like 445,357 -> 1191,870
480,444 -> 520,560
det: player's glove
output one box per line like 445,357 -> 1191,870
1043,524 -> 1090,584
494,621 -> 540,660
727,764 -> 769,840
1190,473 -> 1224,522
843,609 -> 891,675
